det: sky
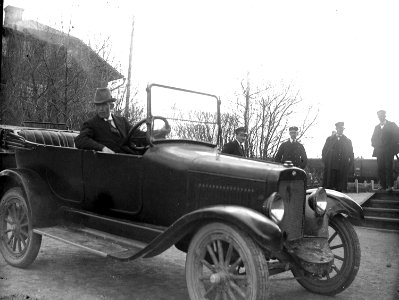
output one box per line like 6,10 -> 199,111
3,0 -> 399,158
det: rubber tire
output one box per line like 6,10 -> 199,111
293,214 -> 361,295
185,222 -> 269,300
0,187 -> 42,268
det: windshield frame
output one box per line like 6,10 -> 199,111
145,83 -> 222,146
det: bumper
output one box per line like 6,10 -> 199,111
286,237 -> 334,276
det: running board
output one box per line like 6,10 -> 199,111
34,226 -> 148,260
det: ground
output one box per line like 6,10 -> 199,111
0,225 -> 398,300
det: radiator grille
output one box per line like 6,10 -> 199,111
279,180 -> 305,240
195,183 -> 255,206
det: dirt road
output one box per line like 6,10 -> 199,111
1,226 -> 398,300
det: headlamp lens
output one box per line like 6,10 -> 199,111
308,187 -> 327,216
263,192 -> 285,223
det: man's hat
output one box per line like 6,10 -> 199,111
377,110 -> 386,115
289,126 -> 298,132
335,122 -> 344,128
94,88 -> 116,104
235,127 -> 247,135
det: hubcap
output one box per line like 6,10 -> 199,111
210,272 -> 227,284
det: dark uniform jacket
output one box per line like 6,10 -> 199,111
371,120 -> 399,157
222,140 -> 245,157
274,139 -> 308,169
322,134 -> 354,191
74,115 -> 132,153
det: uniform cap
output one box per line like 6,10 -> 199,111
235,127 -> 247,135
377,110 -> 386,115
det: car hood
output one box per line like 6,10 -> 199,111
146,143 -> 305,182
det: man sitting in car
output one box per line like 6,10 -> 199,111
75,88 -> 169,154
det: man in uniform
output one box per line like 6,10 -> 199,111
371,110 -> 399,191
222,127 -> 247,157
322,122 -> 354,192
274,126 -> 308,169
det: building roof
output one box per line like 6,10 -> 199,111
3,5 -> 124,83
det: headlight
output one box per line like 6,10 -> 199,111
308,187 -> 327,216
263,192 -> 285,223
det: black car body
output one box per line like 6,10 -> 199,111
0,84 -> 363,299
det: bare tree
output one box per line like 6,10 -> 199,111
113,84 -> 144,124
1,23 -> 123,130
223,78 -> 318,160
88,33 -> 144,125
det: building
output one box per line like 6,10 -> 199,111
1,5 -> 124,129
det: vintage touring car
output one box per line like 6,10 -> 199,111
0,84 -> 363,299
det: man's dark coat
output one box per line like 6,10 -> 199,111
371,120 -> 399,157
322,134 -> 354,191
74,115 -> 131,153
222,140 -> 245,157
274,139 -> 308,169
371,120 -> 399,188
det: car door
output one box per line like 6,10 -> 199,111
16,146 -> 84,204
81,151 -> 143,217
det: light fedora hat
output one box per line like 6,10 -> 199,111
93,87 -> 116,104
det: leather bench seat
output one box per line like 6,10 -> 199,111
18,130 -> 78,148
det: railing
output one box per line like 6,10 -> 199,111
306,158 -> 399,191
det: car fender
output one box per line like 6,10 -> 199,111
307,188 -> 364,220
132,205 -> 282,260
0,168 -> 59,227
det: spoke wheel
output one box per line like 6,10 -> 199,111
186,222 -> 269,300
0,187 -> 42,268
292,214 -> 361,295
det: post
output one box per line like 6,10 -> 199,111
355,179 -> 359,194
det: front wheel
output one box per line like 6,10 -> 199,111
292,214 -> 361,295
0,187 -> 42,268
185,222 -> 269,300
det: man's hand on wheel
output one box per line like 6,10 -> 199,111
161,124 -> 171,135
154,125 -> 171,139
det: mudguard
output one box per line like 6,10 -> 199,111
126,205 -> 282,260
0,168 -> 59,227
307,188 -> 364,220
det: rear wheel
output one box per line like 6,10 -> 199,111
292,214 -> 361,295
185,222 -> 269,300
0,187 -> 42,268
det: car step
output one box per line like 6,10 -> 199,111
34,226 -> 148,260
61,207 -> 165,244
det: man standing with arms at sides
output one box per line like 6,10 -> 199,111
222,127 -> 247,157
322,122 -> 354,192
371,110 -> 399,192
274,126 -> 308,169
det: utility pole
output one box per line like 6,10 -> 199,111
124,16 -> 135,119
244,71 -> 250,130
244,71 -> 250,158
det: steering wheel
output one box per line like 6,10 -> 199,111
124,116 -> 170,151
